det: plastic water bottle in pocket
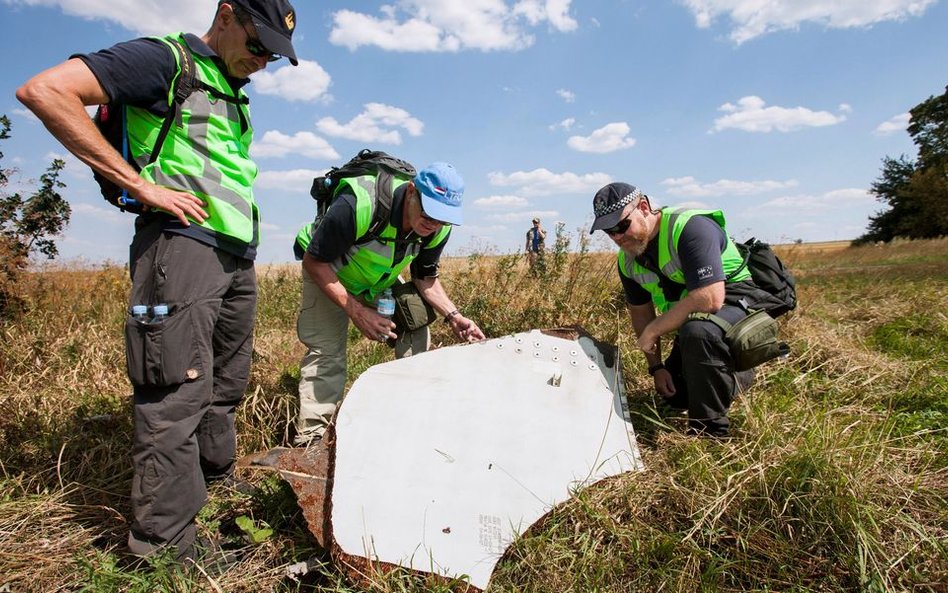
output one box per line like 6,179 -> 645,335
151,304 -> 169,324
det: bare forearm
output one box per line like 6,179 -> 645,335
414,276 -> 485,342
633,282 -> 724,356
412,277 -> 456,317
627,303 -> 663,366
17,59 -> 146,196
304,256 -> 363,317
651,283 -> 723,336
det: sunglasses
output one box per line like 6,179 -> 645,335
414,184 -> 450,226
240,16 -> 281,62
603,213 -> 633,236
420,210 -> 450,227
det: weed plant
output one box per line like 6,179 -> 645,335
0,238 -> 945,592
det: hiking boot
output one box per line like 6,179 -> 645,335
687,418 -> 731,438
189,536 -> 243,577
206,472 -> 257,496
660,392 -> 688,411
220,474 -> 258,496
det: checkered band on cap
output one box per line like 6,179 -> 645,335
593,184 -> 642,218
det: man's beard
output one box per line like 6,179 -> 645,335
622,241 -> 648,257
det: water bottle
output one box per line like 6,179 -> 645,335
131,305 -> 149,323
377,289 -> 395,319
151,304 -> 169,324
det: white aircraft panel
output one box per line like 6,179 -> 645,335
332,330 -> 643,589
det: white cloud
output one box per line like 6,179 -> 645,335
679,0 -> 936,44
316,103 -> 424,145
556,88 -> 576,103
487,210 -> 559,223
329,0 -> 577,52
252,61 -> 332,103
711,96 -> 847,133
660,176 -> 799,197
514,0 -> 578,31
255,169 -> 327,193
70,202 -> 127,225
874,112 -> 910,136
473,195 -> 529,208
252,130 -> 339,161
6,0 -> 216,37
12,108 -> 39,123
567,122 -> 636,153
488,168 -> 612,196
549,117 -> 576,131
757,187 -> 874,212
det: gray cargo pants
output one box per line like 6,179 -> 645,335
124,220 -> 256,560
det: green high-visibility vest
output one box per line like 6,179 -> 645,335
618,208 -> 750,313
296,174 -> 450,299
126,33 -> 258,247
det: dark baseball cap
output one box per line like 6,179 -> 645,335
589,182 -> 643,234
229,0 -> 299,65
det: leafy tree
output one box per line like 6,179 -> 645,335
858,85 -> 948,243
0,114 -> 71,315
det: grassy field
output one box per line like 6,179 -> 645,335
0,237 -> 946,592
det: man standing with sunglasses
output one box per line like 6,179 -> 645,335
590,182 -> 773,437
292,162 -> 486,447
17,0 -> 297,563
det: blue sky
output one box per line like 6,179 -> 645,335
2,0 -> 946,264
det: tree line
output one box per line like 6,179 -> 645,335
857,84 -> 948,244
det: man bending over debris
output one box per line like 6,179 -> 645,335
291,161 -> 486,447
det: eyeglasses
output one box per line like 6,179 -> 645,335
239,15 -> 281,62
414,184 -> 450,226
420,211 -> 450,227
603,213 -> 633,236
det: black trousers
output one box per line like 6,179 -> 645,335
124,221 -> 256,559
664,304 -> 754,435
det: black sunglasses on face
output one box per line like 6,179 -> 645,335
240,19 -> 281,62
603,213 -> 633,236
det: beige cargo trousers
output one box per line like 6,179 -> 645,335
294,267 -> 429,445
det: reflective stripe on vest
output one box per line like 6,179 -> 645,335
618,208 -> 750,313
126,34 -> 258,246
329,174 -> 450,299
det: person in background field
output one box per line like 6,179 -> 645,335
17,0 -> 298,562
291,161 -> 486,447
525,217 -> 547,271
590,182 -> 780,437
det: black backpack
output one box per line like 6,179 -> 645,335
92,38 -> 247,214
310,149 -> 416,243
728,238 -> 798,317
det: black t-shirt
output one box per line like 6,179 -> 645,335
76,34 -> 256,259
306,184 -> 448,281
76,33 -> 250,114
621,214 -> 728,305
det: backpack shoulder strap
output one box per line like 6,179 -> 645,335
147,38 -> 198,166
354,170 -> 396,245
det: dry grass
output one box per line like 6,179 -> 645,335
1,237 -> 946,592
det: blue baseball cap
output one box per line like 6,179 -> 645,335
414,162 -> 465,225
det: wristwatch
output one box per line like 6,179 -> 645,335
647,363 -> 665,376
